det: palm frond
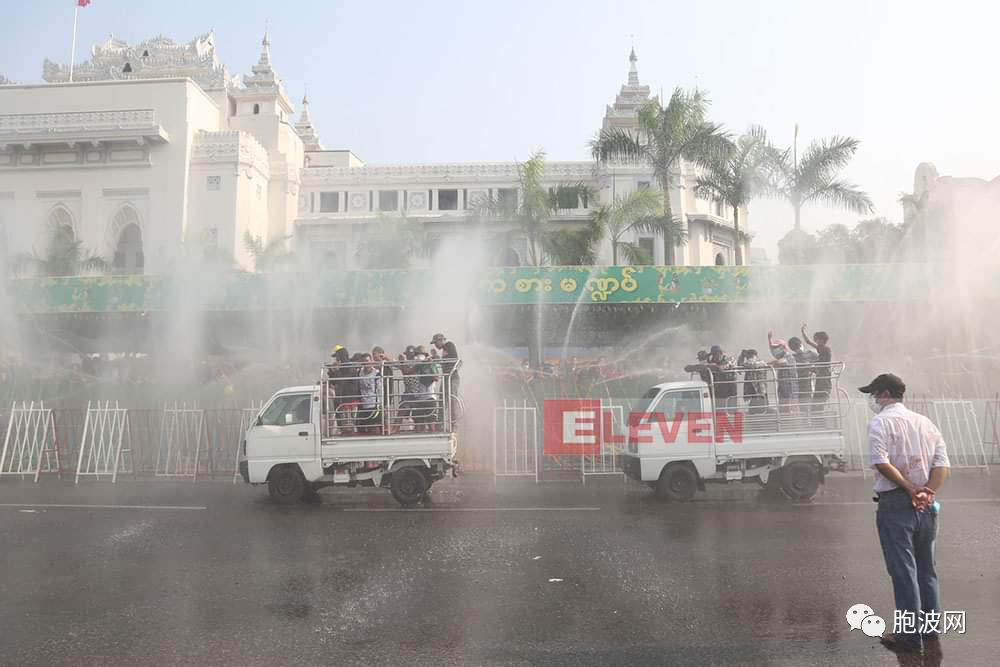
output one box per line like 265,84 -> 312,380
590,127 -> 645,163
806,179 -> 875,215
617,241 -> 651,266
797,135 -> 862,187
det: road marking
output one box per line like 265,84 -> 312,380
0,503 -> 207,511
343,506 -> 601,512
809,499 -> 999,506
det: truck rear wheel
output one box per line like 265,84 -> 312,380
268,465 -> 306,505
780,461 -> 820,501
390,467 -> 428,507
656,463 -> 698,502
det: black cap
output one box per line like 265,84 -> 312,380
431,333 -> 445,343
858,373 -> 906,397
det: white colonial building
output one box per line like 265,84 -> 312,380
0,34 -> 749,273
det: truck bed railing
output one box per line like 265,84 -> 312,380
697,362 -> 847,436
320,359 -> 462,438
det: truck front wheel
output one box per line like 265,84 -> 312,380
656,463 -> 698,502
390,467 -> 428,507
268,465 -> 306,505
780,461 -> 820,501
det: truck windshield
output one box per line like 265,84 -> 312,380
261,393 -> 312,426
633,387 -> 662,417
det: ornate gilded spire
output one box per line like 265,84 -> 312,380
628,47 -> 639,86
294,91 -> 323,151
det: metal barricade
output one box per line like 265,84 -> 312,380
232,402 -> 262,484
0,401 -> 62,482
847,398 -> 990,472
910,398 -> 989,470
75,401 -> 133,483
581,400 -> 625,483
156,403 -> 210,480
493,400 -> 538,483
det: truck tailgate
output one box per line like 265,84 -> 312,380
320,432 -> 456,462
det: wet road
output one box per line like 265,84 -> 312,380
1,474 -> 998,666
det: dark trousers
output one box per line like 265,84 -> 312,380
876,489 -> 941,649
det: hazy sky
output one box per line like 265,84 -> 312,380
3,0 -> 998,257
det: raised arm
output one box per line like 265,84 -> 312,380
801,323 -> 817,349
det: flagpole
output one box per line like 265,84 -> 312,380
69,3 -> 80,82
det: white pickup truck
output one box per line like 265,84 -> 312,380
239,360 -> 460,506
620,362 -> 848,501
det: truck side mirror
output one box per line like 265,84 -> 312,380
255,416 -> 263,427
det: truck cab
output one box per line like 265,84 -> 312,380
621,362 -> 847,501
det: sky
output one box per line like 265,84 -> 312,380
3,0 -> 999,258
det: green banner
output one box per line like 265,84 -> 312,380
3,264 -> 969,314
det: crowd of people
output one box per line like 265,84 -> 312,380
683,323 -> 835,414
324,333 -> 460,434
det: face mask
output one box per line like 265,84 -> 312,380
867,394 -> 882,414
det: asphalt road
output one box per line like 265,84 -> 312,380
1,473 -> 998,666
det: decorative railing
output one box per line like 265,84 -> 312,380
0,109 -> 159,136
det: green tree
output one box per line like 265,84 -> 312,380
477,150 -> 595,266
591,87 -> 730,264
14,223 -> 107,277
242,231 -> 293,272
851,216 -> 905,263
593,187 -> 665,264
694,126 -> 770,265
769,132 -> 874,232
355,214 -> 431,269
543,214 -> 603,265
813,223 -> 855,263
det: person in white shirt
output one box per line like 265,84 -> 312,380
861,373 -> 950,655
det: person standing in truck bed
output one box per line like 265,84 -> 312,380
431,333 -> 460,396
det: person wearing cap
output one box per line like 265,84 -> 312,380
860,373 -> 950,655
431,333 -> 460,396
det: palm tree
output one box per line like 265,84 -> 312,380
242,231 -> 293,272
694,126 -> 770,265
355,214 -> 431,269
477,150 -> 595,266
592,187 -> 665,264
14,223 -> 107,277
543,213 -> 603,265
591,87 -> 730,264
770,132 -> 874,232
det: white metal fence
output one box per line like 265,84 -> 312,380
0,401 -> 62,482
232,402 -> 262,484
75,401 -> 133,483
493,400 -> 539,483
844,398 -> 991,473
581,401 -> 625,483
156,403 -> 209,479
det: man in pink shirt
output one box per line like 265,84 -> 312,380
861,373 -> 950,655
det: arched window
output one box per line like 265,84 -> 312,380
49,206 -> 75,238
123,62 -> 133,74
108,205 -> 144,274
253,103 -> 260,115
714,252 -> 726,266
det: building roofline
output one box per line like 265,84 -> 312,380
0,77 -> 220,108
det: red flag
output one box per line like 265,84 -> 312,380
78,0 -> 91,7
